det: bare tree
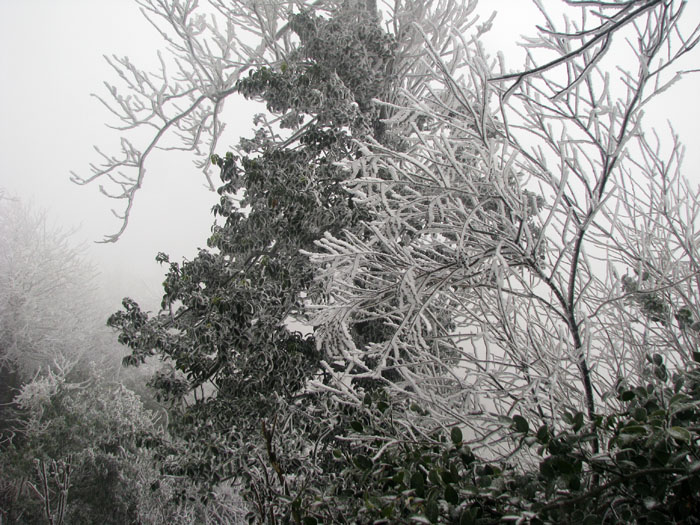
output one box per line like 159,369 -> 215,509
307,0 -> 700,454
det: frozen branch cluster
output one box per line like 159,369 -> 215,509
73,0 -> 486,242
307,0 -> 700,451
72,0 -> 344,242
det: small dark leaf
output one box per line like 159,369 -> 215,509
354,454 -> 373,470
350,421 -> 363,432
451,426 -> 463,445
654,364 -> 668,381
441,469 -> 455,484
513,415 -> 529,434
425,500 -> 439,523
411,471 -> 425,498
444,485 -> 458,505
668,426 -> 691,443
632,407 -> 647,421
620,424 -> 647,435
477,475 -> 491,487
620,390 -> 636,402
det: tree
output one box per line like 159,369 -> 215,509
71,0 -> 484,242
306,0 -> 700,478
99,0 -> 700,522
68,0 -> 364,242
0,365 -> 247,524
0,195 -> 126,434
108,2 -> 386,520
1,366 -> 155,524
106,0 -> 484,520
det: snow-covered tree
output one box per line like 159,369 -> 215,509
72,0 -> 480,242
0,196 -> 119,383
105,0 -> 483,520
95,0 -> 700,521
308,0 -> 700,455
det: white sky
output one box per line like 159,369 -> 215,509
1,0 -> 699,313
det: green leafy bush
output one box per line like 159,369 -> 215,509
303,353 -> 700,524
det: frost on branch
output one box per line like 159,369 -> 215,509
308,0 -> 700,451
71,0 -> 485,242
71,0 -> 344,242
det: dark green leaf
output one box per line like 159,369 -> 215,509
621,390 -> 635,401
444,485 -> 458,505
354,454 -> 373,470
670,393 -> 689,406
513,415 -> 529,434
411,471 -> 425,498
632,407 -> 647,421
350,421 -> 363,432
425,500 -> 439,523
668,426 -> 691,442
620,424 -> 647,434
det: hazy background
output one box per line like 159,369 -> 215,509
1,0 -> 698,317
0,0 -> 262,311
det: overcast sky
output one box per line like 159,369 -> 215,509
1,0 -> 699,314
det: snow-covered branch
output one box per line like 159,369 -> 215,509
73,0 -> 340,242
308,0 -> 700,448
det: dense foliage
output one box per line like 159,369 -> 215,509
107,4 -> 403,520
307,352 -> 700,523
0,368 -> 246,524
107,0 -> 700,522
